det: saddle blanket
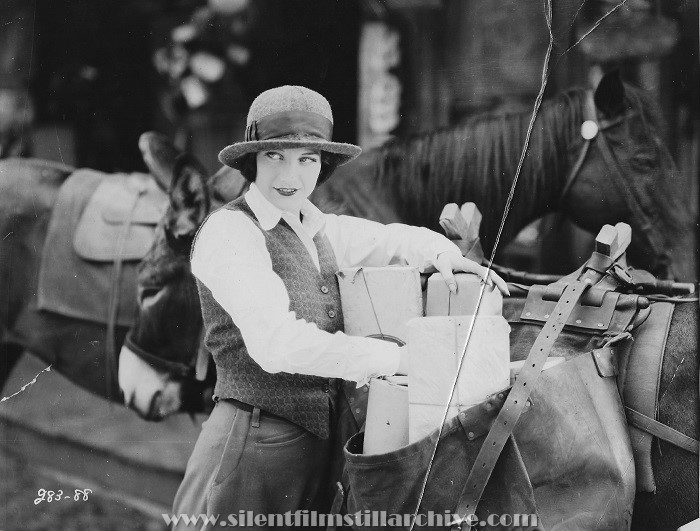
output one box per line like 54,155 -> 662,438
37,169 -> 166,328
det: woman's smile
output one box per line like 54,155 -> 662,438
274,187 -> 299,196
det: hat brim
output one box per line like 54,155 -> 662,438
218,138 -> 362,169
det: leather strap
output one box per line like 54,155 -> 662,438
560,136 -> 592,202
625,407 -> 699,455
123,333 -> 194,378
453,281 -> 590,529
105,185 -> 146,400
593,109 -> 670,272
559,92 -> 597,205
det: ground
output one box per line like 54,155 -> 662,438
0,447 -> 165,531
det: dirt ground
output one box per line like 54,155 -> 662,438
0,446 -> 166,531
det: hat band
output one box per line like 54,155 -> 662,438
245,110 -> 333,143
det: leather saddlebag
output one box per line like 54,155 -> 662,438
335,292 -> 637,530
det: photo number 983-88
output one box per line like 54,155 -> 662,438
34,488 -> 92,504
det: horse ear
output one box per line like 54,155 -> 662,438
594,70 -> 626,117
139,131 -> 184,191
164,154 -> 211,251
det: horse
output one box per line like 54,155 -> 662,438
0,71 -> 691,411
120,71 -> 696,530
321,72 -> 694,283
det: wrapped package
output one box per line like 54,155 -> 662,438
407,315 -> 510,442
425,272 -> 502,317
337,266 -> 423,345
364,376 -> 409,454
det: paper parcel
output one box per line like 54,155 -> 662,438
364,376 -> 409,454
425,272 -> 502,316
336,266 -> 423,345
407,316 -> 511,443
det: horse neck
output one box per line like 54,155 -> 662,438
475,100 -> 579,248
370,92 -> 581,248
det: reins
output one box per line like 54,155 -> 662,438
105,182 -> 147,401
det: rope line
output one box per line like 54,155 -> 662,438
359,268 -> 384,339
409,2 -> 555,527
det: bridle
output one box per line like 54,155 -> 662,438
124,330 -> 197,379
556,92 -> 697,456
559,90 -> 671,275
560,91 -> 628,202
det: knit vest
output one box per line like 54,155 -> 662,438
195,197 -> 344,439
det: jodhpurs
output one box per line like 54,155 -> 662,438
171,399 -> 332,530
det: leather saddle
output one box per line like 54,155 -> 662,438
38,169 -> 167,328
73,172 -> 167,262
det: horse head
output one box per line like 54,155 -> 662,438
559,71 -> 693,280
119,153 -> 216,420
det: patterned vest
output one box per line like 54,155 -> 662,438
195,197 -> 344,439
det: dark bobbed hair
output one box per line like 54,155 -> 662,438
237,151 -> 343,185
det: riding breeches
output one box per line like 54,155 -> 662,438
171,399 -> 333,530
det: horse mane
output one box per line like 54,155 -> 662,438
370,87 -> 588,243
358,82 -> 689,251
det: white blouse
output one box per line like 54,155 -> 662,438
191,183 -> 461,384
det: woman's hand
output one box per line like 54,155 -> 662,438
434,250 -> 510,296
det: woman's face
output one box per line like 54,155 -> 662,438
255,147 -> 321,215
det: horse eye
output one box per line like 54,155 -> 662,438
139,286 -> 163,306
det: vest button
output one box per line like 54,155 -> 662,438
320,285 -> 329,294
322,384 -> 330,393
328,309 -> 336,318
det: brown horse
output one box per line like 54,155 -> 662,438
321,72 -> 695,282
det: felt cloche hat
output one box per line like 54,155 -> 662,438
218,85 -> 362,169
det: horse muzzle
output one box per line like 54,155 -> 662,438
118,344 -> 183,420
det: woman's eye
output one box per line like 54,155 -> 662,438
265,152 -> 282,160
300,156 -> 320,164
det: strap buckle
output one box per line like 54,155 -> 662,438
609,263 -> 635,287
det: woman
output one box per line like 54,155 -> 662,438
172,85 -> 508,527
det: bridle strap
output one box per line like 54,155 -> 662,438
559,92 -> 670,273
559,92 -> 629,206
123,332 -> 195,378
560,135 -> 592,201
593,112 -> 671,271
559,91 -> 598,205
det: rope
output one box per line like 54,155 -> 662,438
359,268 -> 385,339
410,4 -> 556,527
